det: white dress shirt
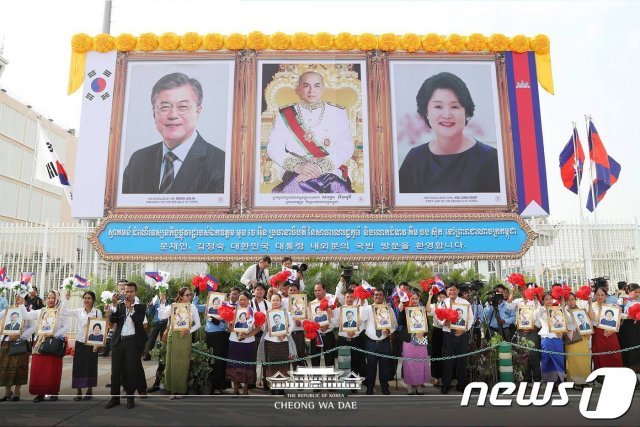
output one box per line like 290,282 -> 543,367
362,304 -> 397,341
59,301 -> 102,343
240,264 -> 270,289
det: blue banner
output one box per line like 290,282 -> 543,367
95,220 -> 533,259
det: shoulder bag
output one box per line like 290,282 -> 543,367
38,337 -> 67,357
8,339 -> 30,355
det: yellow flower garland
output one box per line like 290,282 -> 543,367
335,32 -> 356,51
421,33 -> 444,52
466,33 -> 488,52
115,33 -> 137,52
488,33 -> 510,52
269,32 -> 291,50
378,33 -> 398,52
400,33 -> 421,53
291,32 -> 312,50
247,31 -> 269,51
138,33 -> 159,51
71,33 -> 93,53
180,32 -> 202,51
225,33 -> 246,50
94,34 -> 115,53
530,34 -> 550,54
510,34 -> 530,53
159,32 -> 180,51
445,34 -> 466,53
312,32 -> 334,50
356,33 -> 378,51
203,33 -> 224,51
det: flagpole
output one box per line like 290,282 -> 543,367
583,115 -> 595,281
571,122 -> 584,222
585,115 -> 598,224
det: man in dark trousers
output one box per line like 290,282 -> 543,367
106,282 -> 148,409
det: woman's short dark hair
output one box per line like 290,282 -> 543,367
240,291 -> 252,300
93,323 -> 102,331
416,72 -> 475,127
83,291 -> 96,302
604,309 -> 614,316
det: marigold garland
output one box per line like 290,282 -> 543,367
466,33 -> 488,52
269,32 -> 290,50
224,33 -> 246,50
202,33 -> 224,51
378,33 -> 398,52
334,32 -> 356,50
529,34 -> 550,54
291,32 -> 312,50
159,32 -> 180,51
115,33 -> 137,51
400,33 -> 421,52
488,33 -> 510,52
356,33 -> 378,51
94,33 -> 115,53
180,32 -> 202,51
138,32 -> 159,51
445,33 -> 466,53
71,33 -> 93,53
421,33 -> 444,52
247,31 -> 269,50
312,32 -> 333,50
509,34 -> 530,53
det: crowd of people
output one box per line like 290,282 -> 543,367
0,259 -> 639,408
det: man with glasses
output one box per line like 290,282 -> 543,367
122,72 -> 225,194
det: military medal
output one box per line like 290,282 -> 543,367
305,131 -> 314,141
323,138 -> 331,147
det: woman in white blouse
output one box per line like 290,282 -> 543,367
534,291 -> 574,384
61,290 -> 102,400
158,287 -> 201,399
260,293 -> 295,395
21,290 -> 71,402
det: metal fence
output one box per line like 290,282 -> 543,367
0,219 -> 638,297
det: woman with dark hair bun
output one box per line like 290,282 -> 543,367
62,290 -> 102,400
399,72 -> 500,194
592,287 -> 623,370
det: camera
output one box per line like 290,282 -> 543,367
486,292 -> 504,308
590,276 -> 609,290
340,264 -> 358,282
291,263 -> 308,273
468,279 -> 485,292
118,293 -> 126,302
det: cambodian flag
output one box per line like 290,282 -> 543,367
56,161 -> 70,186
391,286 -> 409,303
204,274 -> 219,292
73,274 -> 90,288
19,272 -> 33,284
559,128 -> 585,194
145,272 -> 163,282
586,120 -> 621,211
361,280 -> 375,297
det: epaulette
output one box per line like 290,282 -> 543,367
325,102 -> 345,109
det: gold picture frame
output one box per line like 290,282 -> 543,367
547,307 -> 567,334
36,308 -> 59,337
232,306 -> 252,333
205,292 -> 227,318
267,308 -> 288,337
372,303 -> 392,331
571,308 -> 593,336
339,306 -> 360,333
288,293 -> 307,320
516,305 -> 535,331
596,304 -> 621,333
1,307 -> 24,336
405,306 -> 427,334
308,301 -> 330,327
85,317 -> 108,347
170,303 -> 191,332
450,303 -> 470,332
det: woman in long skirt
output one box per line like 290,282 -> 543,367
618,283 -> 640,382
534,292 -> 570,383
565,293 -> 593,389
0,295 -> 35,402
399,291 -> 430,395
21,289 -> 71,402
591,287 -> 623,369
61,290 -> 102,400
429,290 -> 446,387
260,293 -> 294,395
159,287 -> 201,399
226,291 -> 261,396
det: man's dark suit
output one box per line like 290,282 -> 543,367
4,322 -> 20,331
109,303 -> 148,397
122,133 -> 225,194
271,323 -> 285,332
343,320 -> 356,328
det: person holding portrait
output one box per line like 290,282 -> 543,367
507,284 -> 542,383
226,291 -> 261,396
259,293 -> 294,395
399,72 -> 500,194
362,289 -> 396,395
121,72 -> 225,194
0,295 -> 35,402
591,287 -> 623,370
60,290 -> 102,401
618,283 -> 640,381
565,292 -> 593,389
266,71 -> 355,194
333,289 -> 366,388
397,290 -> 431,395
286,282 -> 307,368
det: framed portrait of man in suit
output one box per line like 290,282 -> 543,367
36,308 -> 59,337
596,304 -> 620,333
288,293 -> 307,320
85,317 -> 108,347
1,307 -> 24,336
114,58 -> 235,210
170,303 -> 191,332
571,308 -> 593,336
406,307 -> 427,334
339,306 -> 359,333
450,303 -> 469,331
268,308 -> 288,337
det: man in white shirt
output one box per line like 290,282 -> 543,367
309,283 -> 337,368
240,256 -> 271,291
362,288 -> 396,395
435,283 -> 472,395
333,288 -> 366,391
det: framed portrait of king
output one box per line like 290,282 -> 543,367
253,58 -> 372,209
112,57 -> 235,210
36,308 -> 59,337
389,57 -> 509,210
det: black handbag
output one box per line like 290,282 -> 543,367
8,339 -> 29,355
38,337 -> 67,357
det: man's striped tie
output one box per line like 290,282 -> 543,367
159,151 -> 178,193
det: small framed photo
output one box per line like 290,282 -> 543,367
233,307 -> 251,333
171,303 -> 191,332
85,317 -> 108,347
288,293 -> 307,320
1,307 -> 24,336
517,305 -> 535,331
450,303 -> 470,331
268,308 -> 288,337
372,304 -> 392,331
547,307 -> 567,334
406,307 -> 427,334
36,308 -> 59,337
596,304 -> 621,332
205,292 -> 226,318
339,306 -> 360,333
571,308 -> 593,335
309,301 -> 330,327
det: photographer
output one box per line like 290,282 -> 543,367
240,256 -> 271,292
281,256 -> 305,292
483,285 -> 516,341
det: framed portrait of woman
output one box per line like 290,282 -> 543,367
389,58 -> 509,210
547,307 -> 567,334
205,292 -> 227,318
36,308 -> 59,337
372,304 -> 392,331
1,307 -> 24,336
517,305 -> 535,331
85,317 -> 108,347
450,303 -> 470,331
268,308 -> 289,337
405,307 -> 427,334
170,303 -> 191,332
339,306 -> 360,333
571,308 -> 593,336
233,307 -> 251,333
596,304 -> 621,333
308,301 -> 330,327
288,293 -> 307,320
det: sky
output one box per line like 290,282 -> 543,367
0,0 -> 638,221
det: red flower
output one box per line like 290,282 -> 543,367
508,273 -> 527,290
269,270 -> 293,288
319,298 -> 329,311
253,311 -> 266,327
575,286 -> 592,301
524,287 -> 544,301
420,278 -> 434,292
551,285 -> 571,301
435,308 -> 458,323
302,319 -> 320,340
628,304 -> 640,321
218,305 -> 235,322
447,309 -> 459,324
